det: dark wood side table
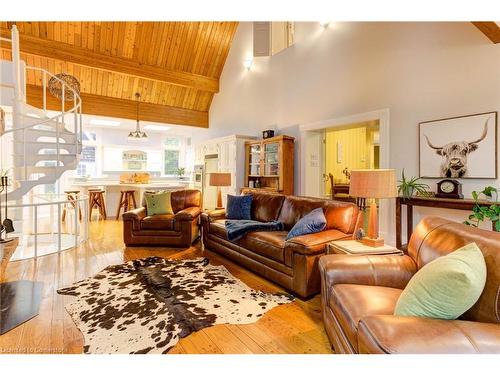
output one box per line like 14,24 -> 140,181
396,196 -> 494,250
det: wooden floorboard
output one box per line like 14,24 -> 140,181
0,220 -> 332,354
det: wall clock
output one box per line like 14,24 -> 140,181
435,179 -> 463,199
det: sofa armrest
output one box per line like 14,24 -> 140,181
201,209 -> 226,222
285,230 -> 351,256
319,253 -> 416,290
358,315 -> 500,354
122,207 -> 147,221
175,206 -> 201,221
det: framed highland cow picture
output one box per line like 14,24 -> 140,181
419,111 -> 498,179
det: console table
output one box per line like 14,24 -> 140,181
396,196 -> 494,249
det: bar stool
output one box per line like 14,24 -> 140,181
88,189 -> 107,221
116,190 -> 137,220
62,190 -> 82,222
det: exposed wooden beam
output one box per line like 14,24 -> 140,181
472,22 -> 500,44
25,84 -> 208,128
0,29 -> 219,93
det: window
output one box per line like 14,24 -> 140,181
165,137 -> 180,147
82,131 -> 97,142
163,137 -> 182,176
76,145 -> 97,177
164,150 -> 180,175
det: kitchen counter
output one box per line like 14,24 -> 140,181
70,180 -> 193,219
71,181 -> 190,189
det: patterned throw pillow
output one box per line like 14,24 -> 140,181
145,191 -> 174,216
286,207 -> 327,240
226,194 -> 253,220
395,242 -> 487,320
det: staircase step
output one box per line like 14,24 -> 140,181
13,153 -> 78,162
23,129 -> 77,144
19,102 -> 49,119
13,140 -> 81,151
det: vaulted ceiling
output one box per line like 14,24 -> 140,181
0,22 -> 239,128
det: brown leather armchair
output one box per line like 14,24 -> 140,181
123,189 -> 201,247
319,216 -> 500,354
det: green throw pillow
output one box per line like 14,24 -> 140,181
145,191 -> 173,216
394,242 -> 486,320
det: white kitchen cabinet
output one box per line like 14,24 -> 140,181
194,135 -> 256,209
147,151 -> 163,172
102,147 -> 123,171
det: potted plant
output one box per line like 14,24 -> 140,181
464,186 -> 500,231
397,169 -> 430,199
177,167 -> 186,180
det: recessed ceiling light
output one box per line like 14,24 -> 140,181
144,125 -> 171,131
89,119 -> 121,126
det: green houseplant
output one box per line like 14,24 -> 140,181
177,167 -> 186,179
464,186 -> 500,231
397,169 -> 430,199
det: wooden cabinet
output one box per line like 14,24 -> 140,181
243,135 -> 294,195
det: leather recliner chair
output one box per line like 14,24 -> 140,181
319,216 -> 500,354
201,192 -> 360,299
123,189 -> 201,247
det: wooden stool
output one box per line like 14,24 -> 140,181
88,189 -> 107,221
62,190 -> 82,222
116,190 -> 137,220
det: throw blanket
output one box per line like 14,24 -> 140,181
225,219 -> 284,241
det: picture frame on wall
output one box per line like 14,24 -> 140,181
419,111 -> 498,179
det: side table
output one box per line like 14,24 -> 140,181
326,240 -> 403,256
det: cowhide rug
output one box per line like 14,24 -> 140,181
57,257 -> 293,354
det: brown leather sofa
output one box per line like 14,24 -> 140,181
319,216 -> 500,354
123,189 -> 201,247
201,192 -> 360,299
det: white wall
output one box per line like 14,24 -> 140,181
210,21 -> 500,241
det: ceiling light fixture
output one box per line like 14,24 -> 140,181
89,119 -> 121,127
128,92 -> 148,141
243,58 -> 253,70
319,21 -> 331,28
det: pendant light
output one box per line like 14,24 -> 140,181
128,92 -> 148,141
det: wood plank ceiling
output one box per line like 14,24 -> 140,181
472,22 -> 500,44
0,22 -> 239,128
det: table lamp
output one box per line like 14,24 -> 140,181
349,169 -> 397,247
209,172 -> 232,209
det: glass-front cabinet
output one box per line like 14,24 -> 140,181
249,144 -> 261,176
243,135 -> 295,195
264,142 -> 279,176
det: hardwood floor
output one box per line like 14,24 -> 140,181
0,220 -> 332,354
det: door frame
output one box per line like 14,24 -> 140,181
298,108 -> 391,241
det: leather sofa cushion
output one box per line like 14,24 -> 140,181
238,231 -> 288,263
324,205 -> 358,234
208,219 -> 287,264
278,196 -> 326,230
209,219 -> 228,239
358,315 -> 500,354
141,215 -> 175,230
329,284 -> 402,352
248,193 -> 285,222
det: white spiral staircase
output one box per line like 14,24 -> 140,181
0,25 -> 82,200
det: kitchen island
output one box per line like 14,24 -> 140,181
70,180 -> 193,219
